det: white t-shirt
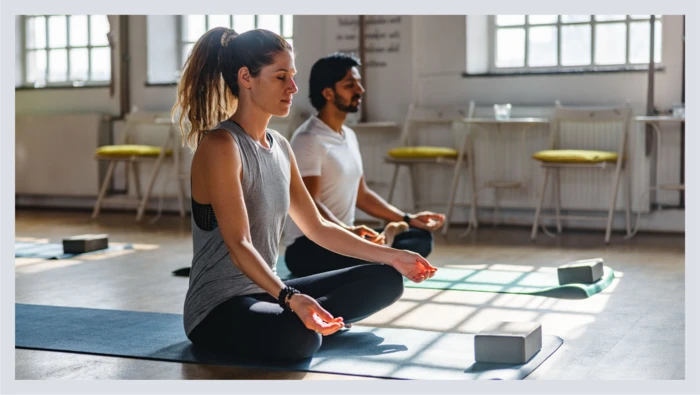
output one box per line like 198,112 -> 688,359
282,115 -> 364,246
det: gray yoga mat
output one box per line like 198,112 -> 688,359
15,303 -> 562,380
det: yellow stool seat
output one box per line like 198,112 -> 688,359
532,149 -> 618,163
95,145 -> 173,158
387,146 -> 459,159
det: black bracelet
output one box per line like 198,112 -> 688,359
277,286 -> 300,313
403,213 -> 412,225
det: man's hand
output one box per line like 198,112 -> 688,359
348,225 -> 386,245
407,211 -> 446,232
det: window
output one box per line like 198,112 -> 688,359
21,15 -> 111,87
491,15 -> 662,72
179,15 -> 293,68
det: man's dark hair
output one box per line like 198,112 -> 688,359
308,52 -> 361,111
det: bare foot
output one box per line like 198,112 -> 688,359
380,221 -> 409,247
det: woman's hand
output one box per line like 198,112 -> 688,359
348,225 -> 386,245
287,294 -> 345,336
389,250 -> 437,283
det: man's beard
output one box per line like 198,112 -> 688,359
334,94 -> 362,113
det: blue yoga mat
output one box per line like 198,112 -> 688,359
15,304 -> 563,380
15,242 -> 133,260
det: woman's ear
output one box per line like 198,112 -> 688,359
238,67 -> 252,89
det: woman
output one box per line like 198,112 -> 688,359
173,27 -> 436,362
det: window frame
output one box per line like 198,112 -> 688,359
19,15 -> 112,89
488,15 -> 663,74
177,15 -> 294,70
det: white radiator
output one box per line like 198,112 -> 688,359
16,113 -> 110,196
356,106 -> 655,216
464,120 -> 651,213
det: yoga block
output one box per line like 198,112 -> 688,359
474,321 -> 542,364
558,258 -> 604,285
62,234 -> 109,254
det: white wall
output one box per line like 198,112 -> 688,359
16,114 -> 109,196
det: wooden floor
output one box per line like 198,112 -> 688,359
14,209 -> 685,380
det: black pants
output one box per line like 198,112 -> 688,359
285,227 -> 433,277
187,263 -> 404,362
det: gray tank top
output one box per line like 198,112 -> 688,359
183,120 -> 291,337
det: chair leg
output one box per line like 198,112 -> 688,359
172,133 -> 186,218
470,191 -> 479,230
167,156 -> 186,218
469,150 -> 479,230
148,172 -> 169,224
460,163 -> 479,238
492,187 -> 499,228
624,165 -> 632,236
605,165 -> 624,244
136,155 -> 167,221
531,167 -> 550,241
443,160 -> 464,235
176,171 -> 187,218
132,162 -> 142,200
92,160 -> 118,219
408,165 -> 419,213
554,168 -> 563,234
387,164 -> 400,204
124,162 -> 131,196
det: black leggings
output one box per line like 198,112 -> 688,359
187,263 -> 404,362
285,227 -> 433,277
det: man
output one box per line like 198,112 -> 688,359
282,53 -> 445,277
